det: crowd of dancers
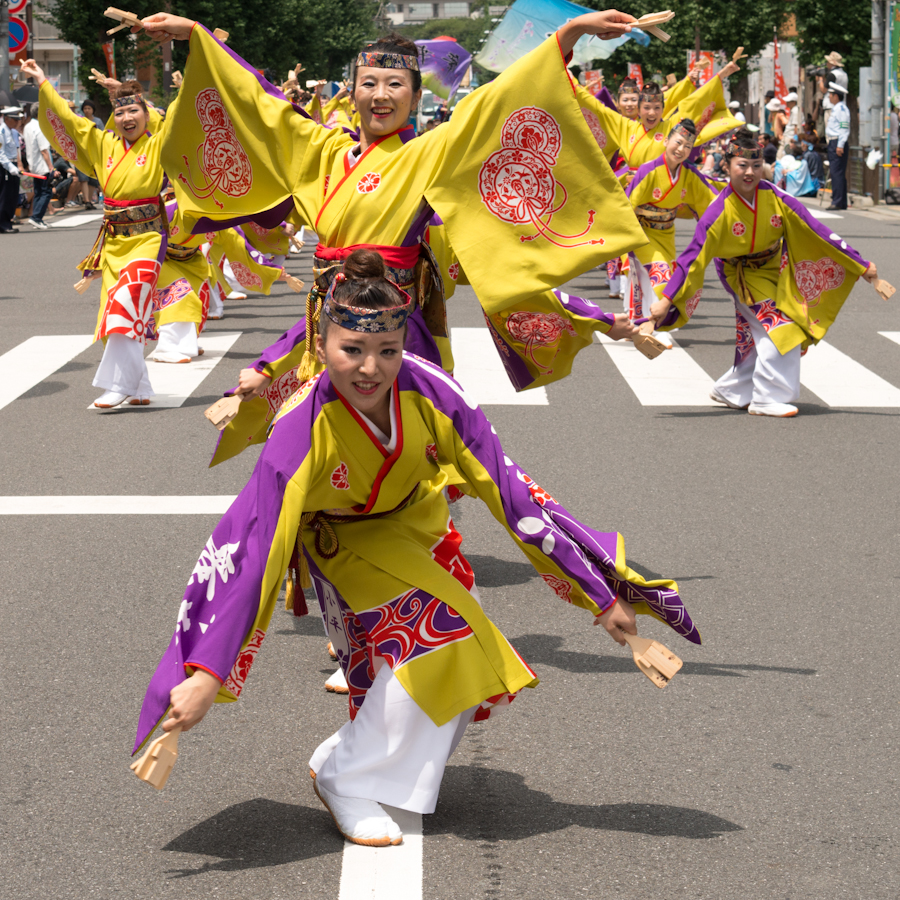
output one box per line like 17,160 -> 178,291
17,6 -> 885,849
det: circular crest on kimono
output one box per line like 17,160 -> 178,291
479,148 -> 556,225
580,109 -> 607,150
731,221 -> 746,237
447,262 -> 459,281
357,172 -> 382,194
770,214 -> 783,228
794,258 -> 844,307
501,107 -> 561,167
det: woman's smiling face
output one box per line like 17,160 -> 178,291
353,67 -> 421,143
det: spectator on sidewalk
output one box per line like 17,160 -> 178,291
0,106 -> 24,234
825,82 -> 851,210
819,52 -> 849,129
80,99 -> 105,129
22,103 -> 52,229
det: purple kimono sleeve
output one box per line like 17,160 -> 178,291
401,357 -> 700,643
625,156 -> 666,200
134,438 -> 307,752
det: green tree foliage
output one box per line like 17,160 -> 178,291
791,0 -> 870,96
561,0 -> 789,89
44,0 -> 377,99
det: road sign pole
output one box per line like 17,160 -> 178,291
1,0 -> 10,102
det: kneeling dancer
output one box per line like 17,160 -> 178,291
135,250 -> 699,847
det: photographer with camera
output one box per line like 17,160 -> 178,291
818,52 -> 848,130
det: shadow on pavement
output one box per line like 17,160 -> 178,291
433,766 -> 743,840
467,554 -> 538,587
511,633 -> 816,678
162,798 -> 341,875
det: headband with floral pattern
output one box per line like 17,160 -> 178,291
356,51 -> 420,72
323,272 -> 412,332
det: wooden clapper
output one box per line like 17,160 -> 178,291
623,633 -> 683,688
130,728 -> 181,790
205,394 -> 243,430
636,10 -> 675,43
632,319 -> 667,359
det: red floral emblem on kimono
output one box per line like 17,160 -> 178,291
517,470 -> 558,507
323,174 -> 330,197
223,627 -> 266,697
170,223 -> 180,237
479,107 -> 603,248
357,172 -> 381,194
794,258 -> 845,308
580,109 -> 607,150
106,155 -> 114,169
629,134 -> 636,144
425,443 -> 439,463
135,154 -> 147,167
681,188 -> 687,199
732,222 -> 746,237
653,132 -> 664,142
770,214 -> 783,228
263,366 -> 301,421
685,289 -> 703,318
153,276 -> 192,312
695,102 -> 716,132
180,88 -> 253,208
205,232 -> 217,242
504,311 -> 577,374
101,258 -> 160,343
247,222 -> 269,237
652,187 -> 663,200
330,463 -> 350,490
46,109 -> 77,160
448,262 -> 459,281
541,573 -> 574,603
229,261 -> 263,289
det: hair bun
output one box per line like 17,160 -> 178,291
342,248 -> 387,281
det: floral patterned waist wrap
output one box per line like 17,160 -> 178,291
723,241 -> 782,306
636,204 -> 679,231
78,197 -> 165,274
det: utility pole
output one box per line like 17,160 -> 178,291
1,0 -> 11,103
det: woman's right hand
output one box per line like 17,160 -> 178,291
237,367 -> 272,398
607,313 -> 638,341
139,13 -> 196,42
163,668 -> 221,732
19,59 -> 46,85
649,297 -> 673,322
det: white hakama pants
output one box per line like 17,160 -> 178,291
149,321 -> 199,362
92,334 -> 154,397
208,281 -> 226,318
715,301 -> 801,408
310,663 -> 476,815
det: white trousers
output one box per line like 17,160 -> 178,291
209,281 -> 226,318
310,663 -> 476,815
150,321 -> 199,361
222,259 -> 242,293
92,334 -> 153,397
715,301 -> 801,407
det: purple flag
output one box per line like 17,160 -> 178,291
415,38 -> 473,100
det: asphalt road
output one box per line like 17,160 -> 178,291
1,201 -> 899,900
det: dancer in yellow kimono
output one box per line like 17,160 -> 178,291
651,129 -> 880,418
622,118 -> 718,346
135,10 -> 643,459
21,58 -> 176,408
579,59 -> 742,185
135,248 -> 700,847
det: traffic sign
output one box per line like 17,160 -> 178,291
9,0 -> 30,15
8,16 -> 29,55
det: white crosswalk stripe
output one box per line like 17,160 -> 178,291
339,807 -> 423,900
450,327 -> 548,405
87,331 -> 242,409
596,331 -> 718,405
50,212 -> 105,228
0,496 -> 236,515
800,340 -> 900,407
0,334 -> 94,411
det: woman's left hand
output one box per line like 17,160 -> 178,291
649,297 -> 673,322
607,314 -> 638,341
558,10 -> 636,56
139,13 -> 195,42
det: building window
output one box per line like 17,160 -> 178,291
443,2 -> 469,15
45,60 -> 73,83
407,3 -> 434,16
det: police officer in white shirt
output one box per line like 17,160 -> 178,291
825,82 -> 851,209
0,106 -> 24,234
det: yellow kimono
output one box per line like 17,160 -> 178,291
661,182 -> 870,358
161,26 -> 644,372
579,75 -> 740,183
39,82 -> 175,345
622,155 -> 719,319
134,354 -> 699,752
